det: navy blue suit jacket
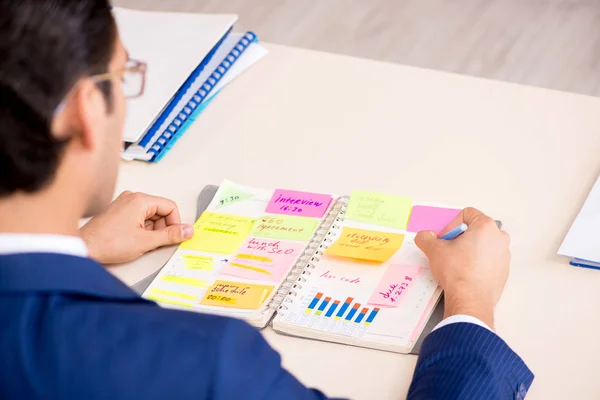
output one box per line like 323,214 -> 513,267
0,253 -> 533,399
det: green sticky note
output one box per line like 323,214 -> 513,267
250,215 -> 318,241
217,183 -> 254,209
345,190 -> 412,229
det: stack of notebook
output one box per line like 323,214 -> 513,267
138,180 -> 463,354
114,7 -> 268,162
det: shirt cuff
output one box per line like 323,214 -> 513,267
432,314 -> 493,332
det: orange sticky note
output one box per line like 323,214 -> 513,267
199,280 -> 274,309
324,227 -> 404,262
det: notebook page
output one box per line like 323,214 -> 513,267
142,180 -> 336,320
280,232 -> 438,344
113,8 -> 237,142
277,193 -> 457,349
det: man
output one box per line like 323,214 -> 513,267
0,1 -> 533,399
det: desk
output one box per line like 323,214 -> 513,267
112,43 -> 600,399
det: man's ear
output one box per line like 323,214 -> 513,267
52,79 -> 107,151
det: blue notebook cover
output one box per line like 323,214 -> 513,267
136,28 -> 231,149
128,31 -> 258,162
569,258 -> 600,270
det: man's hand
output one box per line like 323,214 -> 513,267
80,191 -> 194,264
415,208 -> 510,329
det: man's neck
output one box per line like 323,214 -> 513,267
0,187 -> 84,236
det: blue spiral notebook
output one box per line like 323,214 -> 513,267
122,31 -> 267,162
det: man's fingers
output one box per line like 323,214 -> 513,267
129,193 -> 182,226
439,207 -> 488,236
415,230 -> 443,256
151,217 -> 168,231
145,224 -> 194,250
116,190 -> 133,200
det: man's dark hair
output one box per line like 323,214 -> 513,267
0,0 -> 117,196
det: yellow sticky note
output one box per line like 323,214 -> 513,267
345,190 -> 412,229
182,255 -> 214,271
179,212 -> 255,254
147,295 -> 193,308
324,227 -> 404,262
161,275 -> 209,288
150,288 -> 199,301
199,280 -> 274,310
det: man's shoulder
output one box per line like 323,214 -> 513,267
60,295 -> 257,350
2,291 -> 261,398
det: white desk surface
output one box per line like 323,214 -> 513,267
112,43 -> 600,399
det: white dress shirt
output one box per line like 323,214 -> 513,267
0,233 -> 490,331
0,233 -> 88,257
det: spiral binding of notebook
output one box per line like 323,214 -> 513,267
268,197 -> 350,314
145,32 -> 257,161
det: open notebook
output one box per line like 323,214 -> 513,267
141,180 -> 455,354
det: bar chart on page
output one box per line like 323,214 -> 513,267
305,291 -> 380,325
284,288 -> 381,337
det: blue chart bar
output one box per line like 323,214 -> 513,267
315,297 -> 331,316
306,292 -> 323,313
365,308 -> 380,326
345,303 -> 361,321
335,297 -> 354,320
325,300 -> 340,317
355,307 -> 369,323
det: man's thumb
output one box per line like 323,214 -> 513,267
147,224 -> 194,249
414,230 -> 440,255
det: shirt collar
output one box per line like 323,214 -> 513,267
0,233 -> 88,257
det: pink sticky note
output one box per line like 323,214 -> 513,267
368,264 -> 421,307
407,206 -> 461,234
220,237 -> 306,282
266,189 -> 332,218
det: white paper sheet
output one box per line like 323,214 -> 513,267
558,176 -> 600,261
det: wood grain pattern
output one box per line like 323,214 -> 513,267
113,0 -> 600,96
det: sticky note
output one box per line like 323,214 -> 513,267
161,275 -> 209,288
407,206 -> 461,234
345,190 -> 413,229
250,215 -> 318,241
324,227 -> 404,262
179,212 -> 255,254
150,288 -> 199,301
220,237 -> 305,282
182,255 -> 214,271
217,183 -> 253,209
147,295 -> 192,308
200,280 -> 274,309
266,189 -> 332,218
368,264 -> 421,307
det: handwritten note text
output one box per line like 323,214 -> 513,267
266,189 -> 332,218
345,190 -> 413,229
324,227 -> 404,262
199,280 -> 274,309
368,264 -> 421,306
221,237 -> 305,282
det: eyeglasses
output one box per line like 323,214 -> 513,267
90,59 -> 147,99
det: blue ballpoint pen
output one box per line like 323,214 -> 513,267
439,223 -> 468,240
